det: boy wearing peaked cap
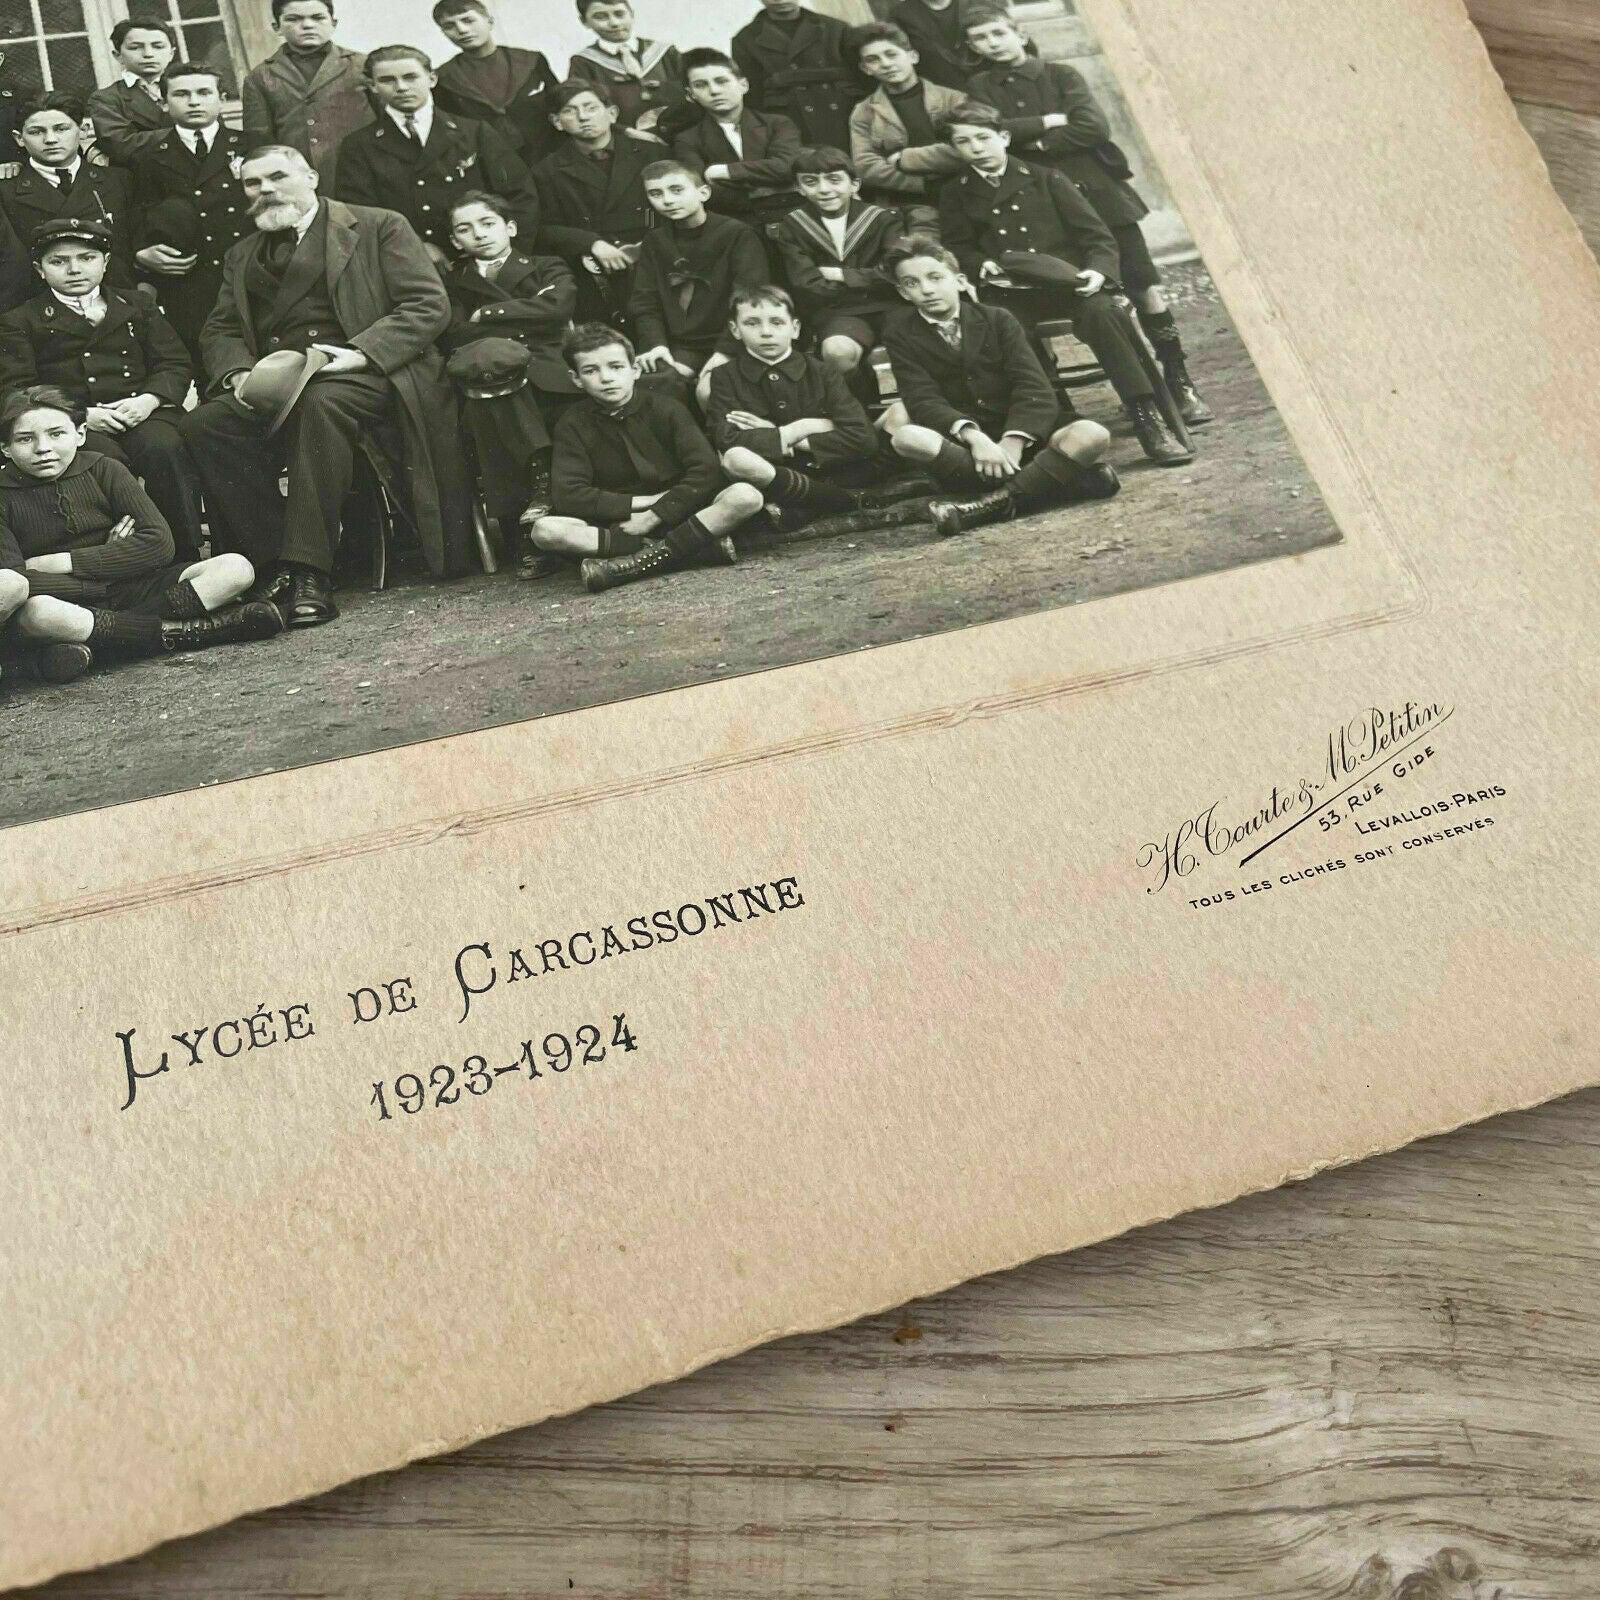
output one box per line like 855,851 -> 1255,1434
0,217 -> 203,560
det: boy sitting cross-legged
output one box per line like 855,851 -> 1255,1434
628,157 -> 768,409
528,322 -> 765,593
767,146 -> 905,401
0,385 -> 282,684
712,283 -> 920,534
880,235 -> 1120,537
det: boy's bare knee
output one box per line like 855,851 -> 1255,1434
821,336 -> 862,370
890,423 -> 939,460
1050,418 -> 1111,464
721,446 -> 762,479
719,481 -> 765,517
17,595 -> 68,637
211,551 -> 255,593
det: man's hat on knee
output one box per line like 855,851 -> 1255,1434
236,347 -> 333,435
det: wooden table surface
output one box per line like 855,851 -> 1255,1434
27,8 -> 1600,1598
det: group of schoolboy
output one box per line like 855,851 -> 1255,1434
0,0 -> 1215,689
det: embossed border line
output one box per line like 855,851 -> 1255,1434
1,575 -> 1424,940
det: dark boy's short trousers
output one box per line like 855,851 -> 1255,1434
104,560 -> 189,612
814,309 -> 890,350
1111,222 -> 1161,295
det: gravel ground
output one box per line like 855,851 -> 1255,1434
0,262 -> 1340,830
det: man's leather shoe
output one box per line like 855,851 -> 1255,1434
1129,398 -> 1194,465
35,641 -> 95,683
162,601 -> 286,651
1162,358 -> 1215,425
929,486 -> 1017,538
249,567 -> 293,606
517,547 -> 565,581
287,568 -> 339,627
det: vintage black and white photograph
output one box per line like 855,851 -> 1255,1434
0,0 -> 1341,828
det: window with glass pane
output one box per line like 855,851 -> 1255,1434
3,0 -> 98,99
126,0 -> 239,96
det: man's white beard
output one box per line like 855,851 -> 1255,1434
252,200 -> 303,232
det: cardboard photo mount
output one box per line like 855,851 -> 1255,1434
3,0 -> 1599,1587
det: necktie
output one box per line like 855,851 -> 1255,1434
50,167 -> 68,191
143,79 -> 161,102
618,45 -> 644,77
936,319 -> 961,349
402,112 -> 420,146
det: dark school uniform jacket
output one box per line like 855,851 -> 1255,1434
435,47 -> 559,165
334,107 -> 539,252
0,163 -> 135,313
533,136 -> 658,259
442,250 -> 578,392
731,7 -> 856,152
938,157 -> 1120,283
766,199 -> 905,316
628,213 -> 769,355
86,77 -> 172,167
130,123 -> 251,268
0,451 -> 174,602
240,44 -> 374,186
566,39 -> 685,132
550,388 -> 721,528
967,57 -> 1147,228
706,346 -> 876,466
0,286 -> 192,409
888,0 -> 980,90
672,108 -> 801,220
883,299 -> 1060,441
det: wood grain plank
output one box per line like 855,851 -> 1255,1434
1467,0 -> 1600,117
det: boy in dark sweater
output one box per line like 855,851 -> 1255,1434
0,385 -> 282,683
628,157 -> 769,409
767,146 -> 906,398
0,217 -> 203,559
711,283 -> 918,533
879,236 -> 1120,537
964,5 -> 1212,423
526,323 -> 764,592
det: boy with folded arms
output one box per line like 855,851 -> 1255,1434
526,322 -> 764,592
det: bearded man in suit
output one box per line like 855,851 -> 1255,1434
178,145 -> 471,627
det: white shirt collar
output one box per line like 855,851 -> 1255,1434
386,102 -> 434,142
474,249 -> 513,276
122,70 -> 161,97
291,203 -> 320,240
52,286 -> 107,317
177,123 -> 218,152
30,157 -> 79,185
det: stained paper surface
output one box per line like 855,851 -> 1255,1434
3,0 -> 1599,1587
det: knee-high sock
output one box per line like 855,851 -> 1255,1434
768,464 -> 859,513
928,439 -> 983,486
1011,449 -> 1104,510
88,609 -> 164,654
1136,306 -> 1185,365
660,513 -> 715,561
158,579 -> 208,620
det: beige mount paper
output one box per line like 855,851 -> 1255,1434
3,0 -> 1598,1587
